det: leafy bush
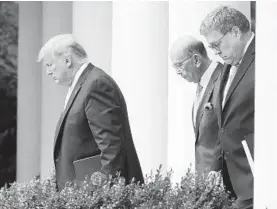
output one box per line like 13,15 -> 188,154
0,166 -> 235,209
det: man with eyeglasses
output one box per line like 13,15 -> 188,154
170,35 -> 224,179
200,6 -> 255,209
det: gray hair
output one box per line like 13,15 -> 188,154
37,34 -> 88,62
200,6 -> 250,36
186,39 -> 208,58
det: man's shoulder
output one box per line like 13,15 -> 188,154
86,65 -> 111,83
85,65 -> 121,92
210,62 -> 223,81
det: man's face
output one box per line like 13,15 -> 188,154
171,53 -> 201,83
204,29 -> 242,65
43,54 -> 72,86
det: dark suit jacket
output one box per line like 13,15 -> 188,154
194,62 -> 223,174
213,38 -> 255,202
53,63 -> 144,190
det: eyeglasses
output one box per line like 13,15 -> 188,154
172,55 -> 192,69
208,32 -> 228,52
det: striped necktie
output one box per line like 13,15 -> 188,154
222,65 -> 238,108
193,83 -> 203,124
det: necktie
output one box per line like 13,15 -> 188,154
193,83 -> 203,124
222,65 -> 238,107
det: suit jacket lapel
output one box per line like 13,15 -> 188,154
195,63 -> 221,139
192,103 -> 197,137
223,38 -> 255,109
53,63 -> 94,149
195,86 -> 214,140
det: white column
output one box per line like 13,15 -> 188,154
111,2 -> 169,175
168,1 -> 251,183
40,2 -> 72,179
72,2 -> 112,74
255,2 -> 277,208
17,2 -> 42,182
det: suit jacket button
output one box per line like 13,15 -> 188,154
220,128 -> 224,132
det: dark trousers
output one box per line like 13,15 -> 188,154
222,159 -> 253,209
222,159 -> 236,199
235,198 -> 253,209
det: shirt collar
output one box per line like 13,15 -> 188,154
199,61 -> 218,88
69,61 -> 89,90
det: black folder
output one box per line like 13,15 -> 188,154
73,155 -> 102,181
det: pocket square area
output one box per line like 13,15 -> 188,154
204,102 -> 213,110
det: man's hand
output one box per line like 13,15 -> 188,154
207,171 -> 223,187
90,171 -> 107,185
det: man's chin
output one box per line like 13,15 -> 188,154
54,79 -> 60,84
222,57 -> 233,65
181,76 -> 190,82
54,79 -> 65,86
55,80 -> 72,87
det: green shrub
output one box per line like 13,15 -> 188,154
0,166 -> 235,209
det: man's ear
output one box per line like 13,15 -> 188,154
231,26 -> 241,39
193,54 -> 201,68
64,52 -> 72,68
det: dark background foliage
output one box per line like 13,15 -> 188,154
0,1 -> 18,188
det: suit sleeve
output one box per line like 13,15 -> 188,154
210,70 -> 223,172
85,78 -> 123,176
211,139 -> 223,171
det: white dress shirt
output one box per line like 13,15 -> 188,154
63,62 -> 89,110
193,61 -> 219,124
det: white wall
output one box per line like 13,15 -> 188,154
255,2 -> 277,208
168,1 -> 251,183
17,2 -> 42,182
73,2 -> 112,74
111,1 -> 169,174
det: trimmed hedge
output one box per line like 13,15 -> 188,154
0,166 -> 235,209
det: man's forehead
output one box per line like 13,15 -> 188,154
171,47 -> 189,62
205,30 -> 223,44
43,54 -> 54,64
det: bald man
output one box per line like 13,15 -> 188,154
170,35 -> 224,175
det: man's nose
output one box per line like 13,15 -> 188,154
176,68 -> 182,75
182,71 -> 187,77
46,68 -> 52,75
214,49 -> 221,56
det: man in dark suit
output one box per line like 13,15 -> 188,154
37,34 -> 144,191
200,6 -> 255,209
170,35 -> 224,176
